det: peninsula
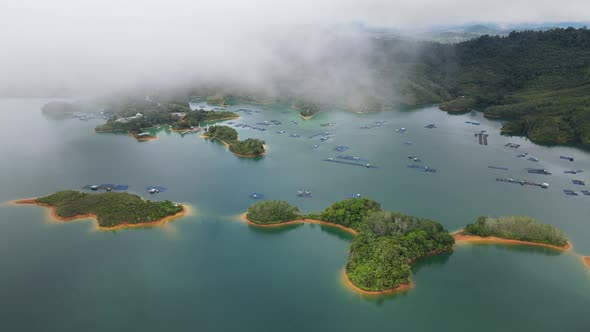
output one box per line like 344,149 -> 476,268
13,190 -> 186,230
244,199 -> 455,294
203,125 -> 266,157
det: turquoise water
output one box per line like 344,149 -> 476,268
1,99 -> 589,331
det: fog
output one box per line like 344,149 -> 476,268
2,0 -> 589,101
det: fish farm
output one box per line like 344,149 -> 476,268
564,170 -> 583,174
83,184 -> 129,191
563,190 -> 579,196
297,190 -> 312,197
505,143 -> 521,148
407,164 -> 436,172
496,177 -> 549,189
249,193 -> 264,199
527,168 -> 551,175
337,155 -> 368,162
488,166 -> 509,171
308,132 -> 332,139
465,121 -> 480,125
324,158 -> 376,168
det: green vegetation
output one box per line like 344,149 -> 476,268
35,190 -> 183,228
426,28 -> 590,146
244,198 -> 454,292
463,216 -> 568,247
204,125 -> 266,156
171,111 -> 238,130
246,201 -> 300,224
294,101 -> 321,117
439,96 -> 476,113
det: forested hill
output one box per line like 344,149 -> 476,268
430,28 -> 590,146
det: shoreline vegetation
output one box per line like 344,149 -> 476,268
13,191 -> 188,230
203,125 -> 266,157
243,200 -> 578,295
243,199 -> 454,294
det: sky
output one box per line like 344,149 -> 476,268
1,0 -> 589,97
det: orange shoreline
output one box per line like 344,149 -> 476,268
128,132 -> 157,141
341,269 -> 412,295
583,256 -> 590,269
202,135 -> 267,158
240,213 -> 416,295
12,199 -> 189,231
239,213 -> 359,236
452,230 -> 572,252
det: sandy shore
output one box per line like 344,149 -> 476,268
341,269 -> 412,295
452,230 -> 572,252
128,132 -> 157,141
240,213 -> 359,236
12,199 -> 189,231
583,256 -> 590,269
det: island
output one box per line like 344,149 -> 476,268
203,125 -> 266,157
243,198 -> 455,294
13,190 -> 187,230
293,101 -> 321,120
454,216 -> 571,251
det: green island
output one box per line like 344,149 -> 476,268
245,200 -> 576,293
14,190 -> 185,230
457,216 -> 570,249
245,199 -> 455,293
293,101 -> 322,119
203,125 -> 266,157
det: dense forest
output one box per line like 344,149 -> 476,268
204,125 -> 266,156
423,28 -> 590,146
245,198 -> 454,292
36,190 -> 183,228
463,216 -> 568,247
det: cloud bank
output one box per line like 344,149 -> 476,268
1,0 -> 589,98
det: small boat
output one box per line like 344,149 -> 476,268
560,156 -> 574,161
148,188 -> 160,194
572,179 -> 586,186
90,185 -> 99,191
313,145 -> 319,149
527,157 -> 539,162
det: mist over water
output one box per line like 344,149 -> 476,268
2,0 -> 589,100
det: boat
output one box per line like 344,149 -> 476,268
527,157 -> 539,162
572,179 -> 586,185
148,188 -> 159,194
560,156 -> 575,161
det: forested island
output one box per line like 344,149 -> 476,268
13,191 -> 186,230
203,125 -> 266,157
455,216 -> 570,250
244,199 -> 455,293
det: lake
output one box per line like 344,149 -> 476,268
1,98 -> 589,331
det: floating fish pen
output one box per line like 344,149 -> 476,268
425,124 -> 437,129
408,155 -> 421,162
505,143 -> 521,148
289,134 -> 301,138
572,179 -> 586,186
276,130 -> 286,134
407,164 -> 436,172
347,193 -> 362,199
337,155 -> 368,162
527,157 -> 539,162
308,132 -> 332,139
563,190 -> 579,196
255,122 -> 270,126
252,127 -> 267,131
483,135 -> 488,145
320,136 -> 330,142
527,168 -> 551,175
465,121 -> 480,125
320,122 -> 336,127
396,128 -> 407,133
560,156 -> 575,161
297,190 -> 312,197
269,120 -> 282,125
581,190 -> 590,196
488,166 -> 509,170
233,123 -> 243,128
146,186 -> 167,193
496,177 -> 549,189
83,184 -> 126,191
564,170 -> 583,174
334,145 -> 349,152
477,132 -> 489,145
235,109 -> 259,115
249,193 -> 264,199
324,158 -> 376,168
517,153 -> 529,158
